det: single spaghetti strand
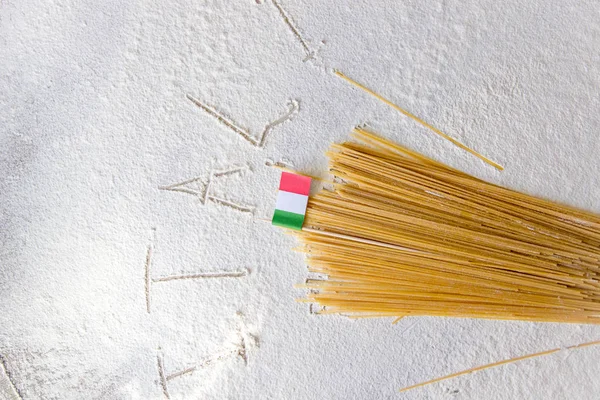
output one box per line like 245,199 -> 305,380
334,70 -> 504,170
399,339 -> 600,393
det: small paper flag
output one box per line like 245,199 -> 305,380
272,172 -> 312,230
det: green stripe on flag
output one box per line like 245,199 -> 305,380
272,209 -> 305,230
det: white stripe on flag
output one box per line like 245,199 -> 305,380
275,190 -> 309,215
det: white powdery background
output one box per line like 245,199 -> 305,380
1,0 -> 600,399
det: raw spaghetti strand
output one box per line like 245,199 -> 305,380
296,129 -> 600,324
334,71 -> 504,170
398,339 -> 600,393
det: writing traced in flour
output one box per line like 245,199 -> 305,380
152,268 -> 249,283
0,355 -> 22,400
208,196 -> 254,213
166,366 -> 196,381
159,165 -> 255,213
156,350 -> 171,399
144,229 -> 249,313
155,315 -> 258,398
268,0 -> 316,61
187,94 -> 299,148
145,228 -> 156,314
264,157 -> 294,168
259,99 -> 299,147
158,176 -> 209,203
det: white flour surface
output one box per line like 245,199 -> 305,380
1,1 -> 600,399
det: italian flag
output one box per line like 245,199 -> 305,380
272,172 -> 312,230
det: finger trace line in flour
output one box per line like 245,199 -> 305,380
156,350 -> 170,399
159,165 -> 254,212
155,322 -> 256,398
144,228 -> 156,314
268,0 -> 315,60
143,229 -> 249,313
152,269 -> 248,283
0,355 -> 22,400
166,366 -> 196,381
187,94 -> 299,148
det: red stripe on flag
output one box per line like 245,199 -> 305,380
279,172 -> 311,196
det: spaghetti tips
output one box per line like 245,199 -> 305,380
296,128 -> 600,324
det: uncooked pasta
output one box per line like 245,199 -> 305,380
294,128 -> 600,324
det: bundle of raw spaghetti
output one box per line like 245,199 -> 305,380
295,128 -> 600,324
